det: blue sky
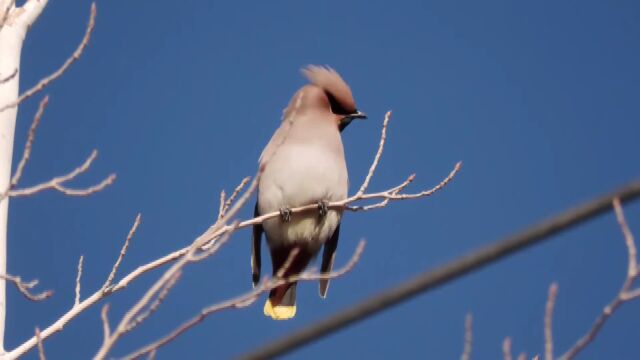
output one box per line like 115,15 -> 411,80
5,0 -> 640,358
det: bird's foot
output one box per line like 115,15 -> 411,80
317,200 -> 329,217
279,207 -> 292,222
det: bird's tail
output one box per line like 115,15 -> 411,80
264,282 -> 297,320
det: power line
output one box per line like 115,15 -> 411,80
239,180 -> 640,360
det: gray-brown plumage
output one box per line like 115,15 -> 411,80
252,65 -> 365,320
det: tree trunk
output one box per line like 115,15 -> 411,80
0,0 -> 48,352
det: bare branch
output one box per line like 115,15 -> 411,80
0,0 -> 14,33
0,68 -> 17,85
6,112 -> 458,359
559,198 -> 640,360
0,96 -> 115,205
103,214 -> 141,290
94,217 -> 249,359
95,112 -> 455,359
614,198 -> 638,278
113,250 -> 186,293
122,240 -> 366,360
238,162 -> 460,225
34,327 -> 45,360
190,222 -> 238,262
502,337 -> 512,360
9,150 -> 116,197
217,190 -> 225,219
218,176 -> 251,219
0,273 -> 52,301
348,161 -> 461,210
294,240 -> 365,282
356,110 -> 391,196
0,95 -> 48,204
18,0 -> 49,29
10,95 -> 49,188
216,175 -> 260,229
97,216 -> 245,359
276,247 -> 300,278
125,271 -> 182,334
0,2 -> 95,113
460,313 -> 472,360
75,255 -> 83,306
353,174 -> 415,211
4,214 -> 144,360
545,283 -> 558,360
238,185 -> 640,360
621,287 -> 640,301
100,304 -> 111,344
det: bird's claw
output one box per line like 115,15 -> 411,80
317,200 -> 329,217
280,207 -> 292,222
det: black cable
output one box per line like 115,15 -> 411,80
239,181 -> 640,360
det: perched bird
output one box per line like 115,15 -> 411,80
252,65 -> 366,320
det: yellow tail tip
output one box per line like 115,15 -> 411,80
264,299 -> 296,320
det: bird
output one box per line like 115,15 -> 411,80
252,65 -> 366,320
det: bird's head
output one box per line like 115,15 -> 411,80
301,65 -> 366,131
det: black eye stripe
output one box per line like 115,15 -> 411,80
325,91 -> 351,116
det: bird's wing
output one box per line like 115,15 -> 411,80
251,201 -> 263,287
258,89 -> 305,166
319,223 -> 340,298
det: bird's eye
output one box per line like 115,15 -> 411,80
326,91 -> 351,116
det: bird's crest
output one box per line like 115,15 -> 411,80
302,65 -> 357,115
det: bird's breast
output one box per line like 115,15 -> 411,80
258,142 -> 348,248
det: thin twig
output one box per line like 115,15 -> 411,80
217,190 -> 225,219
544,283 -> 558,360
5,216 -> 143,359
460,313 -> 473,360
226,162 -> 459,224
11,96 -> 49,187
276,248 -> 300,278
559,198 -> 640,359
219,176 -> 251,219
621,287 -> 640,301
0,273 -> 52,301
125,271 -> 182,333
97,211 -> 250,358
355,174 -> 415,211
103,214 -> 141,290
190,222 -> 238,262
35,327 -> 45,360
0,95 -> 48,204
75,255 -> 83,306
122,240 -> 366,360
100,304 -> 111,345
502,337 -> 512,360
0,68 -> 17,85
347,162 -> 461,211
356,111 -> 391,196
615,199 -> 638,278
0,3 -> 97,113
9,150 -> 116,197
95,183 -> 256,360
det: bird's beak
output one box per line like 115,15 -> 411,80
339,110 -> 367,132
349,110 -> 367,120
